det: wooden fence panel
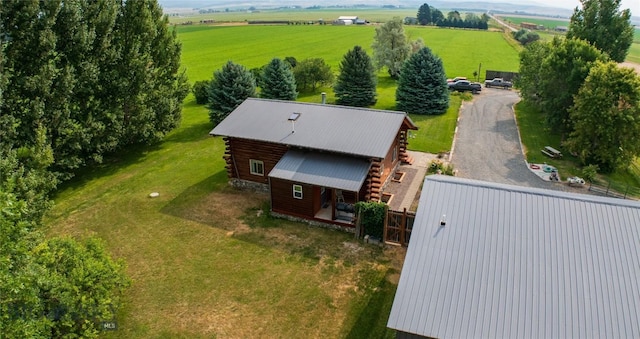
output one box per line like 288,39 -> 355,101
384,208 -> 415,247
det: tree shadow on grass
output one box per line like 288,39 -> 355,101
160,169 -> 231,220
53,142 -> 162,198
343,269 -> 398,339
163,120 -> 214,144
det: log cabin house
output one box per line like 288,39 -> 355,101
209,98 -> 417,228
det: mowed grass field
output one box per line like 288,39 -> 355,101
45,23 -> 520,338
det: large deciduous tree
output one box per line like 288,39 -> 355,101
293,58 -> 334,92
334,46 -> 377,107
564,61 -> 640,171
372,17 -> 411,79
208,61 -> 256,125
0,0 -> 188,178
260,58 -> 298,101
114,0 -> 189,146
567,0 -> 633,62
417,3 -> 432,25
396,47 -> 449,115
516,37 -> 607,134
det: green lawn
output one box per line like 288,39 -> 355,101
515,100 -> 640,191
47,97 -> 400,338
498,16 -> 570,30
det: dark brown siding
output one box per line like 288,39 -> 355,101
227,138 -> 288,184
381,133 -> 401,183
270,178 -> 315,218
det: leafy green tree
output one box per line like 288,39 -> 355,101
114,0 -> 189,146
516,41 -> 551,104
564,61 -> 640,171
513,29 -> 540,45
293,58 -> 334,92
261,58 -> 298,101
417,3 -> 432,25
431,9 -> 445,24
0,0 -> 188,178
284,56 -> 297,68
517,37 -> 607,134
35,237 -> 130,338
334,46 -> 377,107
567,0 -> 634,62
193,80 -> 211,104
396,47 -> 449,115
208,61 -> 256,125
372,17 -> 411,79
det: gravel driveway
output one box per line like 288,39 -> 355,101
450,88 -> 574,192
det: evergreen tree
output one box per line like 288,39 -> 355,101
567,0 -> 633,62
334,46 -> 377,107
417,4 -> 432,25
261,58 -> 298,101
372,17 -> 411,79
208,61 -> 256,125
396,47 -> 449,115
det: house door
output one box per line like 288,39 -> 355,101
320,187 -> 329,208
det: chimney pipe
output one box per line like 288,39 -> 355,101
321,92 -> 326,104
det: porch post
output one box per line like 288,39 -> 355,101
331,188 -> 336,220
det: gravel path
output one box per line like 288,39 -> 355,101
450,88 -> 579,192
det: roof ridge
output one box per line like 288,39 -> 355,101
427,175 -> 640,209
245,97 -> 408,116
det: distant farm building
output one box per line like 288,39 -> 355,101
404,17 -> 418,25
555,25 -> 568,32
520,22 -> 543,30
335,16 -> 358,25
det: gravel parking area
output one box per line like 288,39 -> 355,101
450,88 -> 583,193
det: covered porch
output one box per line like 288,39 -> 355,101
269,149 -> 371,226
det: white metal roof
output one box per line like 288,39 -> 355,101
388,175 -> 640,339
268,149 -> 370,191
210,98 -> 416,159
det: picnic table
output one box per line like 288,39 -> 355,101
541,146 -> 562,159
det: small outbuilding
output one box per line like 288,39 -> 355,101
388,175 -> 640,338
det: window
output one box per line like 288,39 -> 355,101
392,146 -> 398,162
293,184 -> 303,199
249,159 -> 264,176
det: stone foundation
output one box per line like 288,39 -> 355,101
229,178 -> 269,193
271,212 -> 355,234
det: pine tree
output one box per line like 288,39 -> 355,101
396,47 -> 449,115
417,3 -> 432,25
260,58 -> 297,101
208,61 -> 256,125
334,46 -> 377,107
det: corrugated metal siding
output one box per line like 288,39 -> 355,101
388,175 -> 640,339
268,150 -> 370,192
210,98 -> 416,159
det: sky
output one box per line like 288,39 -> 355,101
529,0 -> 639,15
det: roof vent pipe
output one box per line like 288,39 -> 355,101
440,214 -> 446,226
321,92 -> 326,105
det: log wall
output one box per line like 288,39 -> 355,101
223,138 -> 289,184
271,178 -> 316,218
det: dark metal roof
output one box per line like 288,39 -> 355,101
388,175 -> 640,339
210,98 -> 416,159
268,149 -> 371,191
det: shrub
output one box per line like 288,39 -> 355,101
192,80 -> 211,105
354,201 -> 386,239
428,160 -> 455,175
581,164 -> 599,182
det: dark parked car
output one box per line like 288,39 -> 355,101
448,80 -> 482,94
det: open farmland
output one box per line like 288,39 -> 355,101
498,15 -> 570,29
178,24 -> 520,85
